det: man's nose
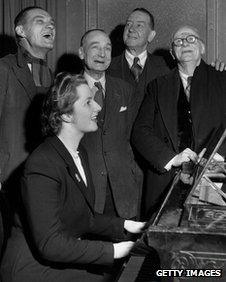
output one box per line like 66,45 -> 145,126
181,38 -> 189,46
128,24 -> 136,32
98,48 -> 105,57
46,22 -> 55,29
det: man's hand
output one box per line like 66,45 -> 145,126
124,220 -> 146,233
172,148 -> 198,167
113,241 -> 135,259
211,59 -> 226,71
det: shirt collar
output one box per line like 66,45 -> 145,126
84,72 -> 106,90
125,49 -> 147,68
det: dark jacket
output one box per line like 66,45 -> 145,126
132,60 -> 226,216
108,51 -> 170,116
81,75 -> 143,218
0,48 -> 52,259
0,48 -> 51,184
1,136 -> 126,282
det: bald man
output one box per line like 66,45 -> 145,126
79,29 -> 143,219
132,25 -> 226,218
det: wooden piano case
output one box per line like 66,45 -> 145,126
145,161 -> 226,281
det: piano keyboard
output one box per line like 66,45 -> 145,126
117,255 -> 161,282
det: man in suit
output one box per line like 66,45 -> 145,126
79,29 -> 143,219
108,7 -> 170,116
0,6 -> 55,254
0,6 -> 55,190
107,8 -> 171,219
132,25 -> 226,219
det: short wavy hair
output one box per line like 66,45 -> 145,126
42,72 -> 87,136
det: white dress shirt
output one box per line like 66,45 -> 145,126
125,49 -> 147,69
84,72 -> 106,97
65,146 -> 87,186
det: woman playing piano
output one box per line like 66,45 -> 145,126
1,73 -> 145,282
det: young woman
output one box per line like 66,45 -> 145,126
1,73 -> 145,282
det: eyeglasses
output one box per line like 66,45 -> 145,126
172,35 -> 199,47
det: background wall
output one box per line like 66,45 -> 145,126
97,0 -> 207,58
0,0 -> 225,71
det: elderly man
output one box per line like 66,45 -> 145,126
108,8 -> 225,116
108,7 -> 170,116
132,25 -> 226,218
0,6 -> 55,254
79,29 -> 142,219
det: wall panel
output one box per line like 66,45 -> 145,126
217,0 -> 226,62
95,0 -> 207,59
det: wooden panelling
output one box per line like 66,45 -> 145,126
85,0 -> 226,63
207,0 -> 218,63
217,0 -> 226,62
96,0 -> 207,59
49,0 -> 86,70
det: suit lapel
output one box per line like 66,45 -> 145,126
78,146 -> 95,205
48,136 -> 95,211
12,50 -> 37,101
143,54 -> 156,81
158,69 -> 180,151
103,76 -> 121,129
121,53 -> 136,85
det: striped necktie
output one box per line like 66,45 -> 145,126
185,76 -> 192,101
94,81 -> 104,108
131,57 -> 142,82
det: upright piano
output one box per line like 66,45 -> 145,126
118,130 -> 226,281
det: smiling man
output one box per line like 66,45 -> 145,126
108,8 -> 171,117
79,29 -> 143,220
132,25 -> 226,219
0,6 -> 55,248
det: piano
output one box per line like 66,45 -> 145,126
118,130 -> 226,281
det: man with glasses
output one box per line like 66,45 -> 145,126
132,25 -> 226,219
108,8 -> 225,118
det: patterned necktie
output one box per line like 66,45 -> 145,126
94,81 -> 104,108
22,47 -> 52,88
131,57 -> 142,82
185,76 -> 192,101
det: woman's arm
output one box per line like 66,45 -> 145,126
21,151 -> 114,266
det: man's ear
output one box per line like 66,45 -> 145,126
61,113 -> 72,123
148,30 -> 156,43
170,48 -> 176,60
15,25 -> 26,38
78,47 -> 85,60
200,41 -> 205,55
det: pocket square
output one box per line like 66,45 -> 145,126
119,106 -> 127,112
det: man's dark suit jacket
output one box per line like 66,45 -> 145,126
0,47 -> 52,258
1,136 -> 127,282
0,48 -> 50,184
81,75 -> 143,219
107,51 -> 170,116
132,60 -> 226,217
